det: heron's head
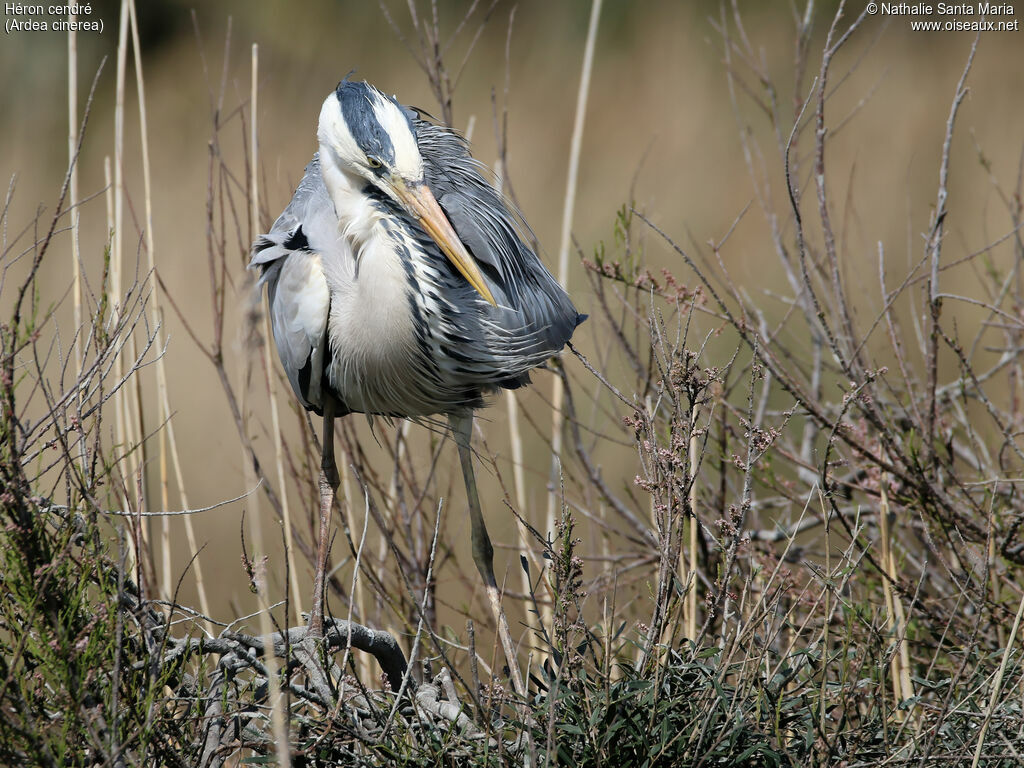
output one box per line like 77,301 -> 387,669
318,79 -> 496,305
318,80 -> 422,190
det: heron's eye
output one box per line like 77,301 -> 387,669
366,156 -> 383,169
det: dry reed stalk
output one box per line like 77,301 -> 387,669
375,455 -> 390,623
246,43 -> 292,767
126,0 -> 175,604
125,0 -> 211,626
162,403 -> 213,627
685,406 -> 698,641
337,455 -> 373,682
104,157 -> 113,252
111,2 -> 145,583
341,458 -> 360,609
378,421 -> 410,683
488,13 -> 549,639
819,491 -> 831,735
504,393 -> 538,599
493,152 -> 545,645
66,15 -> 81,378
879,474 -> 914,718
246,473 -> 292,767
247,509 -> 293,768
112,0 -> 151,583
238,160 -> 260,602
239,46 -> 261,561
260,319 -> 303,622
340,492 -> 374,700
892,579 -> 913,711
385,421 -> 408,526
247,44 -> 305,628
545,0 -> 602,635
344,463 -> 373,687
111,0 -> 130,537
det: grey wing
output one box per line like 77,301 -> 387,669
416,121 -> 583,360
249,155 -> 340,415
440,188 -> 581,354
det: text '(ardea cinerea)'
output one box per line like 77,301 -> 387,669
250,79 -> 584,676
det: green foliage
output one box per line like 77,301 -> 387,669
0,488 -> 190,765
535,647 -> 789,767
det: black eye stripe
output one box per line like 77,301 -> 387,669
336,82 -> 397,168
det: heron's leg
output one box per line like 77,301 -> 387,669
450,413 -> 526,698
309,398 -> 339,638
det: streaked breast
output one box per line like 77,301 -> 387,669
322,223 -> 434,415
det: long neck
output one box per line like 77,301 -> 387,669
318,149 -> 382,246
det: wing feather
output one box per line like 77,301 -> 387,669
249,156 -> 344,414
415,118 -> 584,362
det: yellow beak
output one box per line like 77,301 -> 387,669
395,180 -> 497,307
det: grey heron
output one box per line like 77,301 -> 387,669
250,79 -> 583,675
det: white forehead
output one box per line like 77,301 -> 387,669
317,85 -> 422,180
371,91 -> 422,177
318,95 -> 361,165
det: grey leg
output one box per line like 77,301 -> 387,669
449,412 -> 526,698
309,398 -> 338,638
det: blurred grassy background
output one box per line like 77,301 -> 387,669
2,0 -> 1023,635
